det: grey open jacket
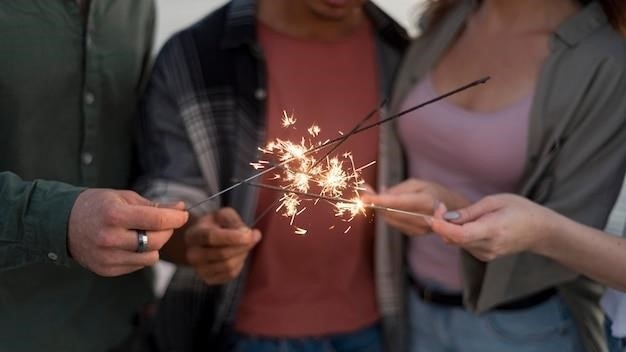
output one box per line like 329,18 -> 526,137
383,1 -> 626,351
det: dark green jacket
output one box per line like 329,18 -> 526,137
0,1 -> 155,350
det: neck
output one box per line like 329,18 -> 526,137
476,0 -> 580,33
257,0 -> 365,40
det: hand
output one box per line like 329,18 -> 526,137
185,207 -> 261,285
430,194 -> 555,261
68,189 -> 189,276
361,178 -> 469,236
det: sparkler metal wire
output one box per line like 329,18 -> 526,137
187,76 -> 490,211
245,181 -> 432,220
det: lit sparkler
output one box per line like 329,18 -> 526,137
246,181 -> 431,222
250,117 -> 373,232
186,76 -> 490,214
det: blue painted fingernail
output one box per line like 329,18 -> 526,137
443,211 -> 460,221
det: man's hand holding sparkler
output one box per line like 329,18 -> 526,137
68,189 -> 189,277
361,178 -> 470,236
185,207 -> 262,285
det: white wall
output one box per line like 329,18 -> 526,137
155,0 -> 422,51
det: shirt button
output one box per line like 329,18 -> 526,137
84,92 -> 95,105
48,252 -> 58,261
81,152 -> 93,165
254,88 -> 266,100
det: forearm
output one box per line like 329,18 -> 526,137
536,212 -> 626,292
0,172 -> 83,270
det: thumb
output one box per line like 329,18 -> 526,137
442,197 -> 501,224
157,201 -> 187,211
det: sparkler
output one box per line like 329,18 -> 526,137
250,122 -> 371,231
187,76 -> 490,212
246,182 -> 432,221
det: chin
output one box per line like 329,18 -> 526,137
308,0 -> 364,20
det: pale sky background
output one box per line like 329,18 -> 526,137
150,0 -> 626,295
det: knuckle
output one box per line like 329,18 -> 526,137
96,231 -> 115,248
185,249 -> 199,264
483,195 -> 498,208
154,213 -> 167,230
219,207 -> 235,216
103,205 -> 124,225
147,251 -> 160,265
483,251 -> 497,261
100,254 -> 115,267
225,258 -> 243,277
212,249 -> 229,261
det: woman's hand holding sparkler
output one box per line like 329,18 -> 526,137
185,207 -> 262,285
430,194 -> 554,262
361,178 -> 470,236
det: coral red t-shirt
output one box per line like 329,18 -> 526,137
233,20 -> 380,337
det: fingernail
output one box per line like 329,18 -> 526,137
443,211 -> 460,221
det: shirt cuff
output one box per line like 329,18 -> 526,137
24,180 -> 84,266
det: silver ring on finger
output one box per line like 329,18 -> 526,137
136,230 -> 149,253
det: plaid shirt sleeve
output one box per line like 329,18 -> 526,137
135,39 -> 215,215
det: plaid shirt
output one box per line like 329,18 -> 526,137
137,1 -> 408,350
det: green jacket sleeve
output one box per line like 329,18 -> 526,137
0,171 -> 84,270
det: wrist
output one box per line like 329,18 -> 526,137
531,208 -> 565,258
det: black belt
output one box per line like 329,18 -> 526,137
410,277 -> 557,311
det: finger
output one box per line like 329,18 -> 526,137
383,214 -> 431,236
216,207 -> 246,228
432,218 -> 489,246
443,197 -> 501,224
368,192 -> 434,213
433,202 -> 448,218
157,201 -> 187,211
431,217 -> 466,242
118,190 -> 156,207
110,205 -> 189,231
95,249 -> 161,269
360,183 -> 376,194
385,179 -> 427,194
99,229 -> 174,252
194,258 -> 246,284
467,246 -> 496,262
186,245 -> 253,263
93,265 -> 145,277
186,226 -> 261,247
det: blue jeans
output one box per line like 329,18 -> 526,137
408,289 -> 584,352
606,317 -> 626,352
229,324 -> 383,352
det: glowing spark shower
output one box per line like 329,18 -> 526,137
252,113 -> 374,234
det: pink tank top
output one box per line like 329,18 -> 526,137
398,74 -> 531,291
